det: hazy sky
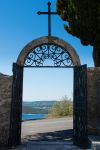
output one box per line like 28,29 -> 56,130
0,0 -> 94,101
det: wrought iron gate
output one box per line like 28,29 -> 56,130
73,64 -> 89,148
8,62 -> 89,148
8,63 -> 23,147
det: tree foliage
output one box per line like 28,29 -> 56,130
48,96 -> 73,118
56,0 -> 100,66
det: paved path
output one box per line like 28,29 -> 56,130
10,117 -> 92,150
22,117 -> 73,140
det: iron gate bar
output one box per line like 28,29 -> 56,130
24,66 -> 74,68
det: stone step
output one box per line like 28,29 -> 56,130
89,135 -> 100,150
14,141 -> 87,150
27,142 -> 80,150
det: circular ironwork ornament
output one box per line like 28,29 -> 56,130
24,44 -> 73,67
17,36 -> 81,67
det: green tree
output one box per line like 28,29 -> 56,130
49,96 -> 73,118
56,0 -> 100,66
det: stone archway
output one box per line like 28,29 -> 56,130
8,36 -> 89,149
16,36 -> 81,66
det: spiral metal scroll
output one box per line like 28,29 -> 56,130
24,44 -> 73,67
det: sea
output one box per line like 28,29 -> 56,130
22,114 -> 48,121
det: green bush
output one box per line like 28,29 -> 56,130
48,96 -> 73,118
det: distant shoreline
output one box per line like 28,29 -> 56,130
22,117 -> 46,122
22,115 -> 73,122
22,113 -> 48,121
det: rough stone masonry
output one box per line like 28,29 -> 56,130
0,73 -> 12,146
87,67 -> 100,135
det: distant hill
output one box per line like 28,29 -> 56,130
22,101 -> 57,114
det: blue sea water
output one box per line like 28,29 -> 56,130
22,114 -> 47,121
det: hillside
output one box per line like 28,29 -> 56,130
22,101 -> 57,114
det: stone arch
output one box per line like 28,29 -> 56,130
8,36 -> 89,149
16,36 -> 81,66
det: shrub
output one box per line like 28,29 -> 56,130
48,96 -> 73,118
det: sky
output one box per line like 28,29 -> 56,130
0,0 -> 94,101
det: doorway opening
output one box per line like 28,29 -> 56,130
21,68 -> 73,142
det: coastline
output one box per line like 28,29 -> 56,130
22,116 -> 73,122
22,113 -> 48,121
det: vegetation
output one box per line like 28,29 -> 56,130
56,0 -> 100,66
48,96 -> 73,118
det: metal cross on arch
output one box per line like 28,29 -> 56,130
37,1 -> 57,36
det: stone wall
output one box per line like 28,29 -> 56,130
87,67 -> 100,135
0,67 -> 100,147
0,73 -> 12,146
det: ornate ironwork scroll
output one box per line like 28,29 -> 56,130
24,44 -> 73,67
